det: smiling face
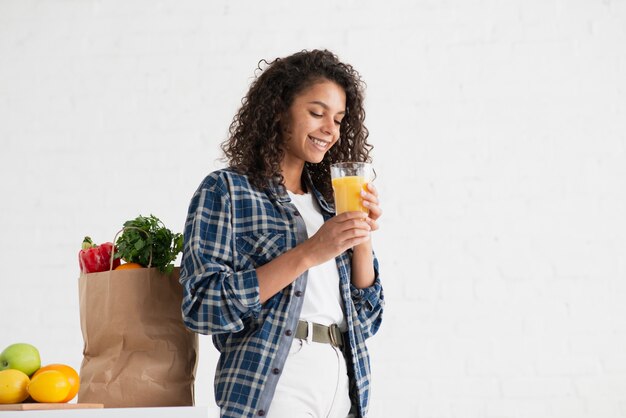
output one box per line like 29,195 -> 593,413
281,79 -> 347,169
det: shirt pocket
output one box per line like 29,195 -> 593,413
235,232 -> 286,269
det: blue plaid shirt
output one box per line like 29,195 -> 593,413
180,169 -> 384,418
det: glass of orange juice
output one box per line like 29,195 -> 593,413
330,162 -> 373,215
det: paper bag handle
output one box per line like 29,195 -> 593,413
110,227 -> 153,271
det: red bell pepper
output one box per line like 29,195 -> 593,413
78,236 -> 121,274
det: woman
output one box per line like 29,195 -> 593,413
180,49 -> 384,418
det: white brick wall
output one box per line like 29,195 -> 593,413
1,1 -> 625,416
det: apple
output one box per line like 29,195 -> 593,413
0,343 -> 41,376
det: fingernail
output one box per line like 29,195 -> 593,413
362,200 -> 369,207
360,190 -> 367,197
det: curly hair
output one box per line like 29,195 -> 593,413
221,49 -> 372,203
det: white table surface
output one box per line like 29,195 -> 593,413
0,406 -> 218,418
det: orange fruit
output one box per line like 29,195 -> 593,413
32,364 -> 80,402
0,369 -> 30,404
115,262 -> 144,270
27,370 -> 70,403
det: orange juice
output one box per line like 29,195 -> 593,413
332,175 -> 368,214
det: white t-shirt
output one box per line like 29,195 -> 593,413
287,191 -> 346,331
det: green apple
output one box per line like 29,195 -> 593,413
0,343 -> 41,376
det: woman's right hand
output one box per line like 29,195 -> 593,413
301,212 -> 372,267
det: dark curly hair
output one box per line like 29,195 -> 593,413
221,49 -> 372,203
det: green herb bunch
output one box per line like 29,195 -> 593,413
115,214 -> 183,274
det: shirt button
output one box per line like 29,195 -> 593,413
293,210 -> 300,217
295,290 -> 303,297
285,329 -> 292,336
272,368 -> 280,375
255,247 -> 263,254
258,410 -> 266,416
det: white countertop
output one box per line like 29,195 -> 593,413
0,406 -> 217,418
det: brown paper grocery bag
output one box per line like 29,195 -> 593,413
77,267 -> 198,407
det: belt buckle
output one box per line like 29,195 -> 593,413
329,324 -> 340,347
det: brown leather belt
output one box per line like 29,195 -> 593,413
295,320 -> 344,348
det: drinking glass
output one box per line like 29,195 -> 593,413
330,162 -> 373,215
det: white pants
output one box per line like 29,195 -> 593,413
268,338 -> 355,418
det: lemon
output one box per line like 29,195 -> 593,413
0,369 -> 30,404
27,370 -> 70,403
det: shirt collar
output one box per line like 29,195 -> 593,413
267,170 -> 334,214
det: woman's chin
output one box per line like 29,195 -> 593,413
306,152 -> 328,164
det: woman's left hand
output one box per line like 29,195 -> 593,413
361,183 -> 382,231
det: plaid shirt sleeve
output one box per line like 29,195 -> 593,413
179,173 -> 262,335
350,255 -> 384,340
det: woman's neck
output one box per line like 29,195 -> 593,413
281,159 -> 306,194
